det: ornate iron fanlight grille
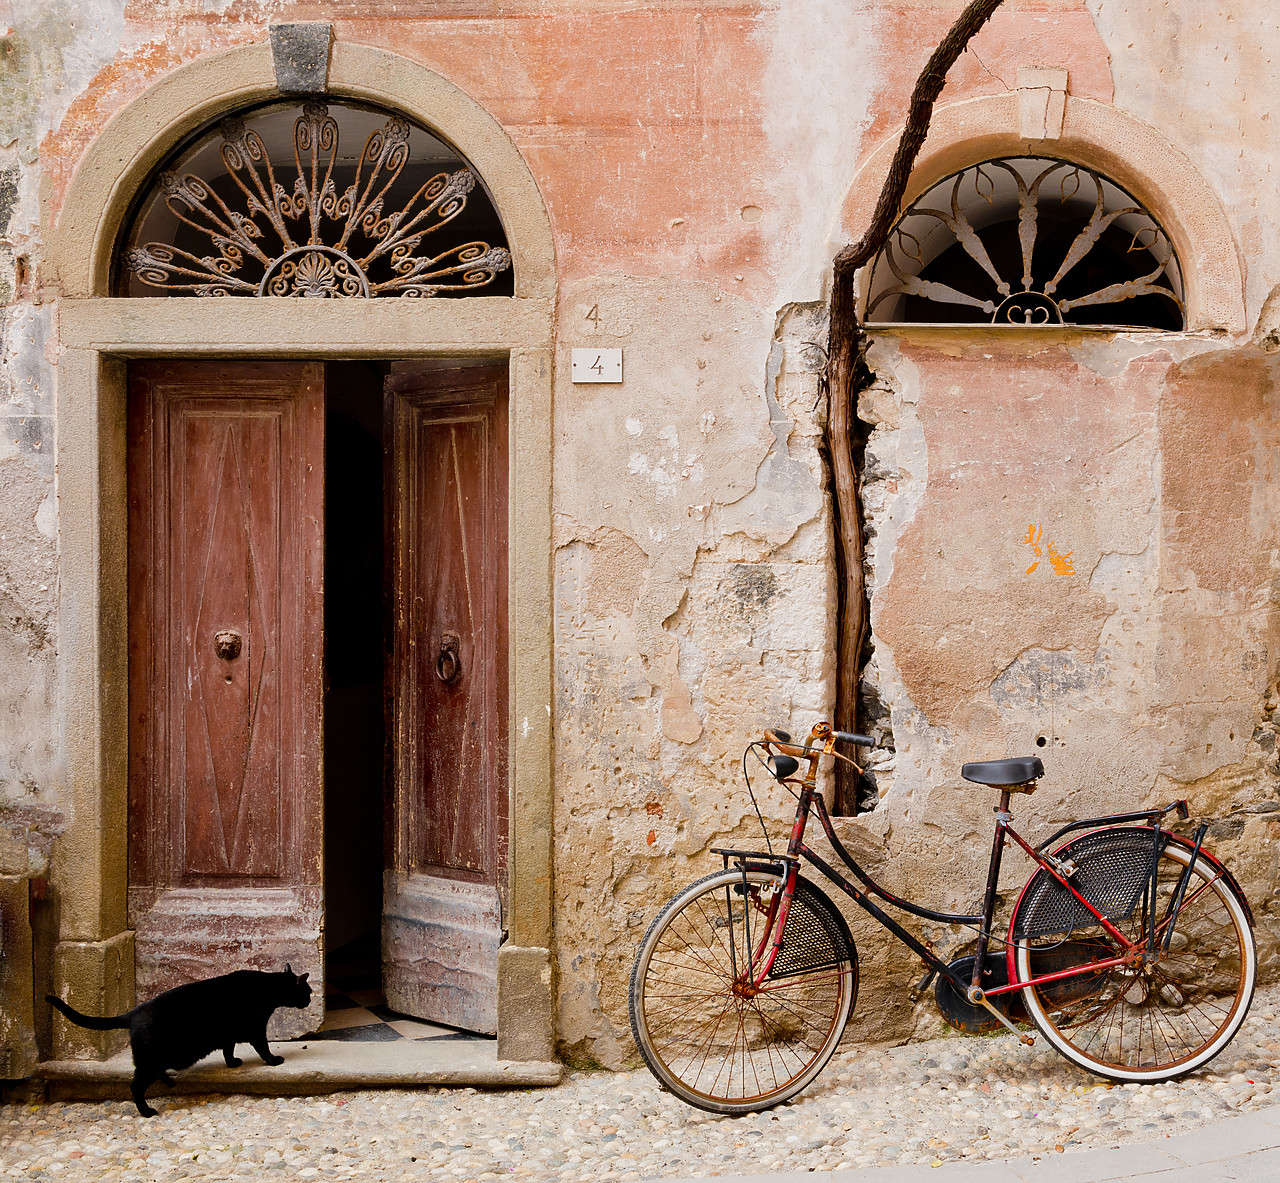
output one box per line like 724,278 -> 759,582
122,101 -> 511,298
865,158 -> 1184,328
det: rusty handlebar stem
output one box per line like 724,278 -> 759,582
762,725 -> 823,759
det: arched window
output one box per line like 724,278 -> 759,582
865,157 -> 1183,329
118,100 -> 512,298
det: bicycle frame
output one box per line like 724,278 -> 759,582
715,721 -> 1233,1036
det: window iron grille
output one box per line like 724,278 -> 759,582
865,158 -> 1184,329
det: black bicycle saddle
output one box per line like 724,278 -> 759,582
960,757 -> 1044,787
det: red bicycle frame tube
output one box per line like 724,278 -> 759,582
750,863 -> 798,985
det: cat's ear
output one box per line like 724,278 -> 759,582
284,962 -> 293,975
300,973 -> 310,983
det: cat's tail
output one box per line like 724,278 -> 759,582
46,995 -> 131,1030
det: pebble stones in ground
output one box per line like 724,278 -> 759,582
4,984 -> 1280,1182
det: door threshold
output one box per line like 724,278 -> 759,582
36,1040 -> 562,1101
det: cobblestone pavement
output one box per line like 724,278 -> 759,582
4,984 -> 1280,1182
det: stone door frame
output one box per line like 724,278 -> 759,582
44,37 -> 556,1063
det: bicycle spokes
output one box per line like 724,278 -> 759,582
630,868 -> 856,1112
1016,840 -> 1254,1079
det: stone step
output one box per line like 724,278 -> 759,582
36,1039 -> 562,1102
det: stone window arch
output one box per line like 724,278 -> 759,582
864,156 -> 1184,329
837,92 -> 1246,334
117,99 -> 512,299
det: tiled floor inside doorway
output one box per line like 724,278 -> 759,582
314,933 -> 492,1046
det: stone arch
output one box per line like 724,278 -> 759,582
47,38 -> 555,301
837,92 -> 1245,334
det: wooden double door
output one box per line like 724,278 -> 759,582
127,359 -> 508,1036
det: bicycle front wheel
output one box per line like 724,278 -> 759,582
629,867 -> 857,1113
1014,828 -> 1256,1082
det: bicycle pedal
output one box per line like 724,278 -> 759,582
909,967 -> 937,1004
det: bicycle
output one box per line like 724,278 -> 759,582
628,720 -> 1257,1114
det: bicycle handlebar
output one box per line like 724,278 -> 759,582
761,722 -> 875,781
763,725 -> 874,757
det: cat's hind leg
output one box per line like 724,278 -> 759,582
223,1044 -> 242,1068
250,1035 -> 284,1067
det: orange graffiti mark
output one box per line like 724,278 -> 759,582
646,830 -> 657,846
1023,523 -> 1075,575
645,799 -> 664,818
1048,543 -> 1076,575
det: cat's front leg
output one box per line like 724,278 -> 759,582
130,1072 -> 159,1118
251,1036 -> 284,1067
223,1044 -> 242,1068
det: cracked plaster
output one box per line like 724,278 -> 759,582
552,287 -> 837,1057
1,0 -> 120,823
841,330 -> 1280,1029
1085,0 -> 1280,329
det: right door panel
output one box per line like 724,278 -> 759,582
383,364 -> 509,1033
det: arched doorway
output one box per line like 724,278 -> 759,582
45,36 -> 556,1064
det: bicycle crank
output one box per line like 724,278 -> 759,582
966,987 -> 1035,1046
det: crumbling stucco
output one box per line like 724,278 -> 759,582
0,301 -> 58,809
1,0 -> 121,816
1086,0 -> 1280,327
552,289 -> 836,1059
842,331 -> 1280,1040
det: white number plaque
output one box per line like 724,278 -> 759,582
571,348 -> 623,383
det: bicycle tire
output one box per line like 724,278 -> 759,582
629,867 -> 857,1113
1013,827 -> 1255,1082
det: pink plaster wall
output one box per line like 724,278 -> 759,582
40,1 -> 1117,299
15,0 -> 1280,1065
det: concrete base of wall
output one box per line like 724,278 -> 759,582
50,930 -> 135,1060
0,875 -> 37,1079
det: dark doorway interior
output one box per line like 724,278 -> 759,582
323,361 -> 388,981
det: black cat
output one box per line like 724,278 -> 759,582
47,965 -> 312,1117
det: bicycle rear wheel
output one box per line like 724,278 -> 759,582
1013,827 -> 1255,1082
629,867 -> 857,1113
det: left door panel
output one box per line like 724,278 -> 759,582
128,360 -> 324,1037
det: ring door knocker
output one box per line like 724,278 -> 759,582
436,631 -> 462,686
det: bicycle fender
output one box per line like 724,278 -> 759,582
795,876 -> 857,951
1004,824 -> 1159,984
1005,875 -> 1033,987
1005,824 -> 1257,986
